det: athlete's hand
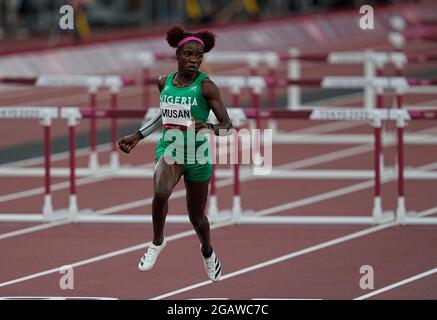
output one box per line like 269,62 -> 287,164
118,132 -> 141,154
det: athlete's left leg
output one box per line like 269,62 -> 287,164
185,177 -> 222,281
184,178 -> 212,257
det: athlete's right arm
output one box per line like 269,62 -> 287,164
118,76 -> 166,154
137,75 -> 167,138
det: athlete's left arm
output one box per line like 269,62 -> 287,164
200,79 -> 233,135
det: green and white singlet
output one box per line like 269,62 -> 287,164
155,71 -> 212,182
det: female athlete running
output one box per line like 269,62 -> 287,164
118,26 -> 232,281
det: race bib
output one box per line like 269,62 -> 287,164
160,103 -> 192,127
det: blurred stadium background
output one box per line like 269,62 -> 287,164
0,0 -> 395,43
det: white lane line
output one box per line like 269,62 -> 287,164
0,143 -> 112,168
279,144 -> 371,170
254,180 -> 375,217
354,267 -> 437,300
150,222 -> 396,300
0,220 -> 232,289
0,171 -> 121,203
279,119 -> 361,135
94,188 -> 185,215
0,162 -> 152,203
417,206 -> 437,217
0,85 -> 142,111
0,221 -> 69,241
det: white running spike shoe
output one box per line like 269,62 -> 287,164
138,238 -> 167,272
202,248 -> 222,282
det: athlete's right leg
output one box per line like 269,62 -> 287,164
139,156 -> 183,272
151,156 -> 183,245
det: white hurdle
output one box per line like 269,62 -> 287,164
0,74 -> 125,173
284,49 -> 408,110
392,95 -> 437,225
0,107 -> 78,222
35,75 -> 102,171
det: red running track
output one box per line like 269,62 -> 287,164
0,39 -> 437,300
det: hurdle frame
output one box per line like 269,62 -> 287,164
1,104 -> 436,225
0,107 -> 76,223
0,74 -> 126,173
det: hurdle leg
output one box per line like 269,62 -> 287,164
395,94 -> 407,224
267,67 -> 278,135
231,128 -> 242,222
110,90 -> 120,170
88,88 -> 99,171
364,51 -> 376,110
42,111 -> 54,221
371,106 -> 384,223
207,134 -> 219,221
251,86 -> 263,167
68,112 -> 79,222
287,47 -> 301,110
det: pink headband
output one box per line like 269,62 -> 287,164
177,36 -> 204,48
